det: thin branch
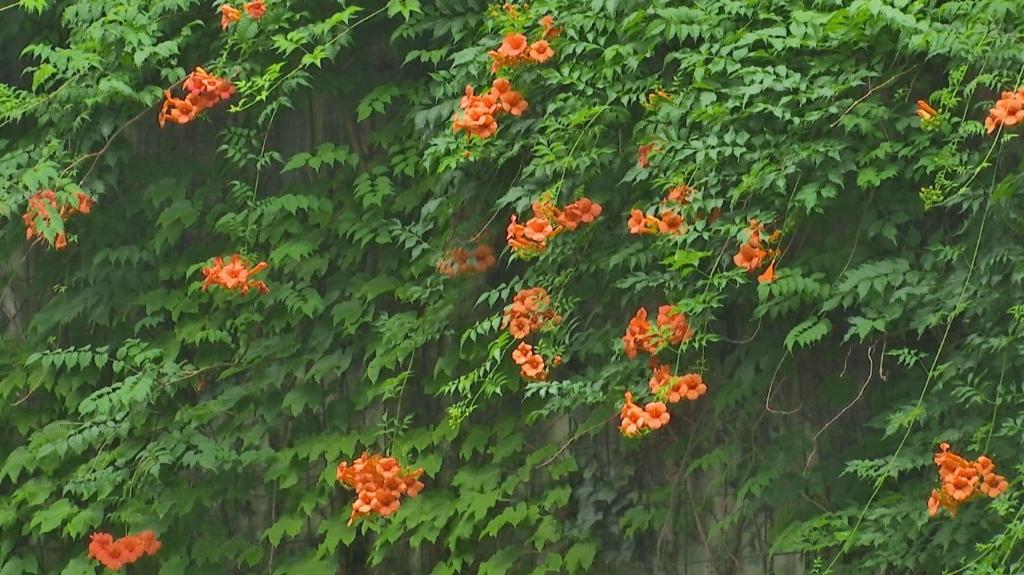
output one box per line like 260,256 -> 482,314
829,67 -> 917,129
59,105 -> 154,185
764,352 -> 800,415
687,475 -> 721,575
804,343 -> 876,475
232,6 -> 389,112
158,362 -> 234,389
723,316 -> 762,344
536,414 -> 613,468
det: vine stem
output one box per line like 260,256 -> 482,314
459,158 -> 524,247
245,105 -> 279,252
946,349 -> 1011,575
802,343 -> 876,475
828,55 -> 1023,567
764,187 -> 873,414
554,105 -> 609,198
535,414 -> 613,468
156,362 -> 234,390
232,6 -> 388,112
386,352 -> 417,453
461,103 -> 609,246
983,351 -> 1005,454
828,67 -> 917,129
826,137 -> 1002,571
56,102 -> 152,183
56,77 -> 179,188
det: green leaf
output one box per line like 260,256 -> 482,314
356,85 -> 400,122
386,0 -> 422,20
18,0 -> 48,14
264,516 -> 304,546
279,556 -> 335,575
31,64 -> 55,91
563,541 -> 597,573
64,505 -> 102,538
281,152 -> 311,172
532,516 -> 560,551
158,556 -> 188,575
1,556 -> 39,575
478,548 -> 518,575
58,558 -> 93,575
662,249 -> 711,271
30,498 -> 76,534
482,502 -> 530,538
784,317 -> 831,352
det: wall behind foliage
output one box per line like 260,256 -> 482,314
2,1 -> 1024,574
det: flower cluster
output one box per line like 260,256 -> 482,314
984,88 -> 1024,134
628,184 -> 720,237
503,287 -> 560,340
628,208 -> 683,236
158,67 -> 235,128
667,184 -> 722,223
643,89 -> 672,111
649,363 -> 707,403
512,342 -> 548,380
220,0 -> 265,29
453,78 -> 529,139
23,189 -> 93,250
637,142 -> 658,168
916,100 -> 938,122
927,442 -> 1008,518
622,305 -> 693,359
499,2 -> 522,17
619,391 -> 670,437
87,530 -> 161,571
555,197 -> 604,231
503,287 -> 561,380
437,244 -> 497,277
336,452 -> 425,526
663,184 -> 693,205
201,254 -> 270,295
619,305 -> 704,437
733,219 -> 779,284
487,16 -> 559,73
507,196 -> 602,256
451,13 -> 557,140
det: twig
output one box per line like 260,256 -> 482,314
829,67 -> 917,128
877,337 -> 888,381
465,202 -> 507,244
63,105 -> 154,185
838,344 -> 854,378
463,106 -> 608,247
158,362 -> 234,389
11,368 -> 51,406
764,353 -> 800,415
233,6 -> 388,112
687,475 -> 721,575
803,343 -> 876,475
723,317 -> 762,344
245,105 -> 280,251
447,157 -> 523,250
536,414 -> 613,468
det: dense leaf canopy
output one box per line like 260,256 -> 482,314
2,1 -> 1024,573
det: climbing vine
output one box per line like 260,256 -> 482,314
2,1 -> 1024,574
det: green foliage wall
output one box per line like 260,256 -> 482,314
2,0 -> 1024,574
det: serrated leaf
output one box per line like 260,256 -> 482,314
784,317 -> 831,352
